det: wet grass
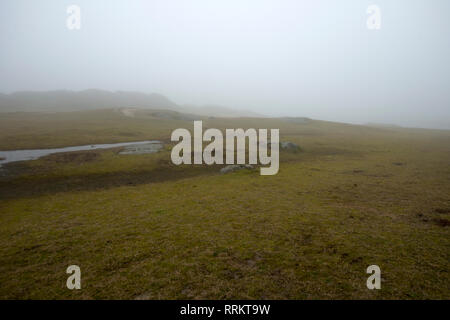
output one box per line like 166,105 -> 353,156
0,110 -> 449,299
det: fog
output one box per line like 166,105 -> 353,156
1,0 -> 449,129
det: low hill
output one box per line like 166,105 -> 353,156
0,90 -> 179,112
0,90 -> 265,118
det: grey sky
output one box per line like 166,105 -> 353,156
1,0 -> 449,129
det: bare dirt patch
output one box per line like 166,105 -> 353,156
0,159 -> 222,200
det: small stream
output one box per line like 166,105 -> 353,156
0,141 -> 162,167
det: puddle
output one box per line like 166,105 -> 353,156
0,141 -> 162,167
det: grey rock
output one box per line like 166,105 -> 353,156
264,141 -> 302,152
280,141 -> 302,152
220,164 -> 254,174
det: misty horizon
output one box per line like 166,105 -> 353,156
1,0 -> 449,129
1,88 -> 448,130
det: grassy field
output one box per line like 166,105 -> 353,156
0,109 -> 449,299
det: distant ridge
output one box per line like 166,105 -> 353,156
0,90 -> 179,112
0,90 -> 264,118
364,122 -> 402,128
182,104 -> 265,118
